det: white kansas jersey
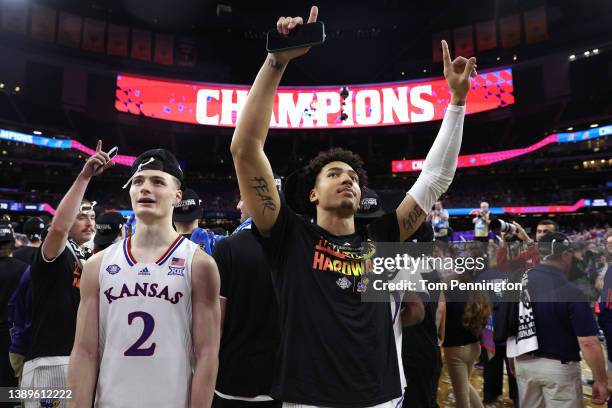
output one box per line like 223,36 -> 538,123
96,235 -> 198,408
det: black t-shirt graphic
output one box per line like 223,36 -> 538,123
27,239 -> 90,361
213,228 -> 280,398
259,204 -> 401,407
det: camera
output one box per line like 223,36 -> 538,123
490,218 -> 517,235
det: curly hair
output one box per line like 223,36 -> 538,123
300,148 -> 368,215
462,290 -> 492,338
459,268 -> 492,338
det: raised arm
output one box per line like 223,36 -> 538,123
396,40 -> 475,241
67,252 -> 102,407
230,6 -> 318,235
190,250 -> 221,408
43,140 -> 113,260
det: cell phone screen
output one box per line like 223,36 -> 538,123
266,21 -> 325,53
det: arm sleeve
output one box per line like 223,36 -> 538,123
408,105 -> 465,212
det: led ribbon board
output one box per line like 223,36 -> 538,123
115,68 -> 514,129
0,128 -> 136,166
7,197 -> 608,217
392,124 -> 612,172
0,200 -> 56,215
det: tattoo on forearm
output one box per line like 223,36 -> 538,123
402,206 -> 425,233
267,58 -> 285,71
250,177 -> 277,215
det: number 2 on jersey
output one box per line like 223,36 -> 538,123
124,311 -> 156,356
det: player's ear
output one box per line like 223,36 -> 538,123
174,187 -> 182,207
309,188 -> 318,205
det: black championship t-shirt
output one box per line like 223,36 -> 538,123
27,239 -> 89,361
213,228 -> 280,398
260,204 -> 401,407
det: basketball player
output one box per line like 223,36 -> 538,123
231,7 -> 475,407
20,141 -> 111,408
212,177 -> 283,407
68,149 -> 221,407
356,188 -> 428,406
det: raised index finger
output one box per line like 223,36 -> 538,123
307,6 -> 318,23
441,40 -> 452,70
95,139 -> 102,153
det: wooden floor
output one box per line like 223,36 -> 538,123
435,360 -> 606,407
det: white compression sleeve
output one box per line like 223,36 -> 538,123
408,104 -> 465,212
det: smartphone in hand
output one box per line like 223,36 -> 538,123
266,21 -> 326,53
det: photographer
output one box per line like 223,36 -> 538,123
428,200 -> 450,242
472,202 -> 491,243
496,219 -> 558,273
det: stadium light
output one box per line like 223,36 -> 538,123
512,54 -> 517,61
0,83 -> 4,89
14,86 -> 20,92
584,51 -> 590,56
593,49 -> 599,54
590,123 -> 598,128
569,54 -> 576,61
33,130 -> 42,135
566,127 -> 573,131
